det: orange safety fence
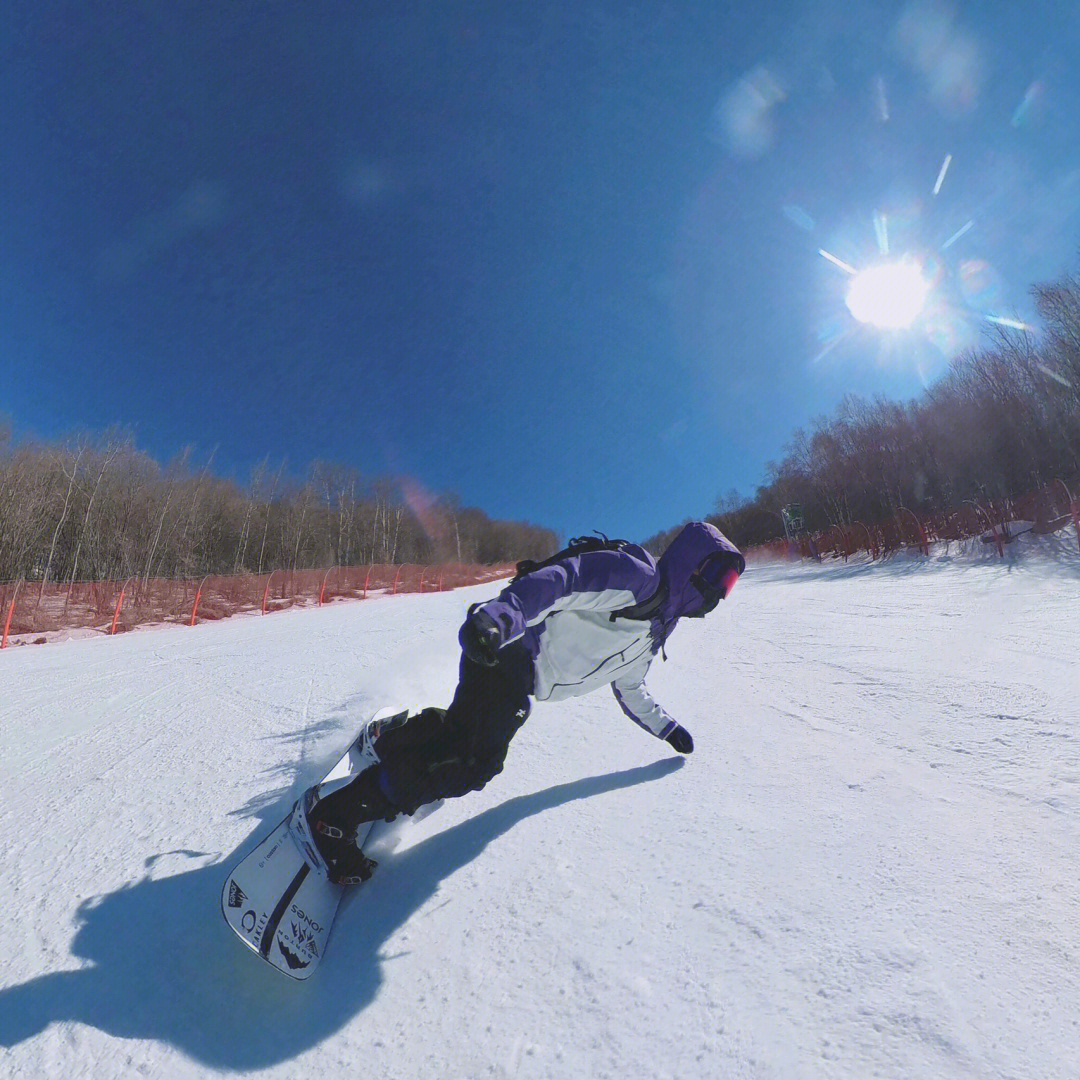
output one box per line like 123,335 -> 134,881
0,562 -> 516,649
745,479 -> 1080,565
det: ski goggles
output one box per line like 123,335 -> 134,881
688,550 -> 745,616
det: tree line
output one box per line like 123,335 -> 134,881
646,270 -> 1080,554
0,429 -> 558,585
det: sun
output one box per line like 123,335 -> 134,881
845,258 -> 931,330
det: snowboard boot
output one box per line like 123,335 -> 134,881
289,707 -> 449,882
310,825 -> 378,887
290,778 -> 389,885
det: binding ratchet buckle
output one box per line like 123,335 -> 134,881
340,854 -> 378,885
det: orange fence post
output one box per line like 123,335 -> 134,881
363,564 -> 374,599
262,569 -> 281,615
962,499 -> 996,553
1052,479 -> 1080,554
392,565 -> 404,595
110,577 -> 136,635
895,508 -> 930,556
850,521 -> 876,559
1048,479 -> 1071,529
319,566 -> 337,606
2,581 -> 22,649
190,576 -> 210,626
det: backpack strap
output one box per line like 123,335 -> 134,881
608,581 -> 668,622
512,533 -> 632,582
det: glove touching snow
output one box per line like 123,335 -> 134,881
665,724 -> 694,754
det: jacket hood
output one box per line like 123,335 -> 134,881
656,521 -> 743,627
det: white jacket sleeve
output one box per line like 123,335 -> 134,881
611,668 -> 677,740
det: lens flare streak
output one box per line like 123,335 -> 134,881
875,76 -> 890,122
942,220 -> 974,249
1036,363 -> 1071,387
933,154 -> 952,196
1011,81 -> 1044,128
874,212 -> 889,254
984,314 -> 1033,332
783,204 -> 817,231
819,249 -> 858,275
811,328 -> 854,365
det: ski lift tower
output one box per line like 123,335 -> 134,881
781,504 -> 807,558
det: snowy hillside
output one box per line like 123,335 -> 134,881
1,546 -> 1078,1079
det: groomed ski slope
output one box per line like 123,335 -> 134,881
1,543 -> 1078,1080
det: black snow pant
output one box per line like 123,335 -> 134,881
370,641 -> 535,817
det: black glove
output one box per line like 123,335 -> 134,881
459,608 -> 502,667
665,724 -> 694,754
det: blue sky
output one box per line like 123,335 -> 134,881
4,1 -> 1079,541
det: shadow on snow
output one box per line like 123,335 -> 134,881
0,757 -> 682,1070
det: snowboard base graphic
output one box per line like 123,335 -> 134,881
221,707 -> 407,980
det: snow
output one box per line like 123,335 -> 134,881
2,540 -> 1079,1079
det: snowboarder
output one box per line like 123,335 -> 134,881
297,520 -> 745,884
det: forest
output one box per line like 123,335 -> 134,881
0,433 -> 557,585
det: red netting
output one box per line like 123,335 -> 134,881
0,563 -> 516,647
743,481 -> 1078,565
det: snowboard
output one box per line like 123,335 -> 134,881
221,707 -> 408,980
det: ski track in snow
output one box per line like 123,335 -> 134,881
1,545 -> 1078,1079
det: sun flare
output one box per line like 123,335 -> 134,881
845,258 -> 931,330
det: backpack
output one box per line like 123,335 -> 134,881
511,533 -> 668,624
511,533 -> 634,582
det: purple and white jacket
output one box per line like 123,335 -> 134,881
471,522 -> 743,741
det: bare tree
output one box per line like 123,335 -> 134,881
67,433 -> 127,590
38,443 -> 84,603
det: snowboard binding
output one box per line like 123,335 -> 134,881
290,786 -> 381,884
311,817 -> 378,885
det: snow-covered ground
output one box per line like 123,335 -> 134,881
2,540 -> 1078,1079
